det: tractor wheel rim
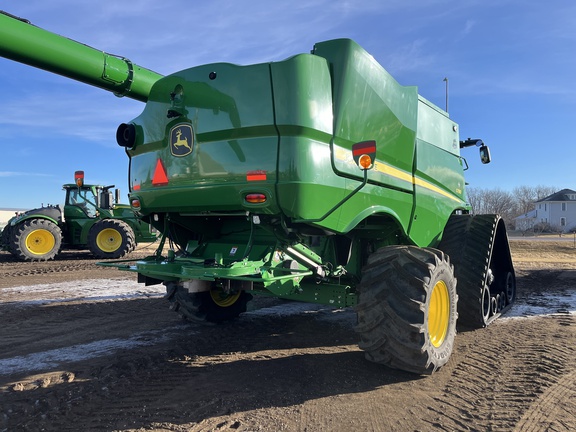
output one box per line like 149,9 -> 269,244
428,280 -> 450,348
96,228 -> 122,252
210,290 -> 241,308
25,229 -> 56,255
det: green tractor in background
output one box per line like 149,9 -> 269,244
0,171 -> 156,261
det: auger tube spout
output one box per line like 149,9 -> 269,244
0,11 -> 162,102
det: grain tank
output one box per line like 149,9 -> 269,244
0,10 -> 515,374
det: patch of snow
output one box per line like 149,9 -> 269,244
0,328 -> 186,376
0,279 -> 165,307
502,291 -> 576,319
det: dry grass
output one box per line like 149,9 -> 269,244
510,239 -> 576,263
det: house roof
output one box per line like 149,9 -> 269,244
536,188 -> 576,203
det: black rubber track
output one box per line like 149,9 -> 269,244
437,214 -> 515,329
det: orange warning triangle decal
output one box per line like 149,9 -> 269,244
152,159 -> 169,185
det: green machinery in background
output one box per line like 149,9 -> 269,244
0,171 -> 157,260
0,10 -> 515,374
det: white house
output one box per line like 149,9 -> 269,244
514,209 -> 537,231
516,189 -> 576,233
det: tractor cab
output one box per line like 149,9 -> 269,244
63,171 -> 118,220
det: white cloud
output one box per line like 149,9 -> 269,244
0,171 -> 52,177
463,19 -> 476,35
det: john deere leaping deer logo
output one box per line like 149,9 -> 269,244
170,124 -> 194,157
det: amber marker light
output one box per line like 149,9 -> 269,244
358,154 -> 373,170
245,193 -> 267,204
351,140 -> 376,170
74,170 -> 84,187
131,198 -> 141,209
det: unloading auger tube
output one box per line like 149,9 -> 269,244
0,10 -> 162,102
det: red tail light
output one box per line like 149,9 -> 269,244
245,193 -> 267,203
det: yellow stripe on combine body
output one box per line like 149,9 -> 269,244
373,161 -> 462,203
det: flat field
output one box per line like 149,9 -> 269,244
0,239 -> 575,431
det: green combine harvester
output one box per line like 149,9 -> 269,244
0,10 -> 515,374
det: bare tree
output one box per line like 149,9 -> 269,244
466,187 -> 517,227
513,185 -> 557,215
466,185 -> 558,230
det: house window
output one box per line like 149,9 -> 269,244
561,217 -> 566,227
562,203 -> 567,211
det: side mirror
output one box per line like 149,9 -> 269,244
479,144 -> 491,164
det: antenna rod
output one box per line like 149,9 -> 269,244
443,77 -> 449,112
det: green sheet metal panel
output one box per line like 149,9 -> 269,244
128,62 -> 280,215
312,39 -> 418,190
408,97 -> 468,246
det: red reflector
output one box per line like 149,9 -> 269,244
131,198 -> 141,209
352,142 -> 376,156
246,170 -> 267,181
245,193 -> 267,203
152,159 -> 169,185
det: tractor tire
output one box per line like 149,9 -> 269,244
166,282 -> 253,324
10,218 -> 62,261
88,219 -> 136,259
355,245 -> 458,375
1,225 -> 14,253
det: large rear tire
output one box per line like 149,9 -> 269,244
355,245 -> 458,375
166,283 -> 252,324
1,225 -> 14,254
10,219 -> 62,261
88,219 -> 135,259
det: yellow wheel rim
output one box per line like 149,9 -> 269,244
210,289 -> 241,307
25,229 -> 56,255
96,228 -> 122,252
428,280 -> 450,348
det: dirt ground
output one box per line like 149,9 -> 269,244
1,240 -> 575,432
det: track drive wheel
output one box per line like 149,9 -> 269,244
88,219 -> 136,259
166,282 -> 253,324
355,245 -> 458,375
10,218 -> 62,261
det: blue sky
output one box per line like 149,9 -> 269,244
0,0 -> 574,209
